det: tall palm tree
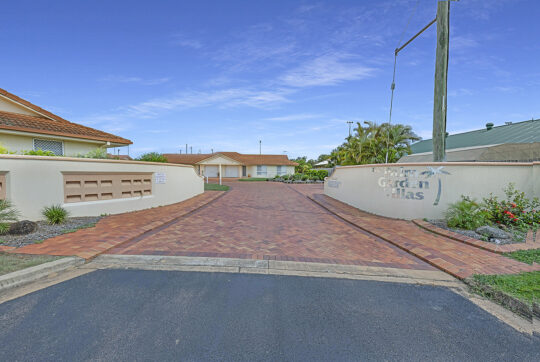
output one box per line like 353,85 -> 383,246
331,121 -> 420,166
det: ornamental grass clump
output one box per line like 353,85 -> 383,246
445,196 -> 490,230
42,205 -> 69,225
0,200 -> 19,234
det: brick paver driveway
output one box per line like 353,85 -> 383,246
107,182 -> 434,270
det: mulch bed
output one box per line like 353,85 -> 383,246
0,217 -> 101,248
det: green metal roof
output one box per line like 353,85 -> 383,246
410,119 -> 540,154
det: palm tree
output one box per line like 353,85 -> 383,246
330,121 -> 420,166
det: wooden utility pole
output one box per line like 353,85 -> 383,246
432,1 -> 450,162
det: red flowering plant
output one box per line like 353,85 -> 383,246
483,184 -> 540,230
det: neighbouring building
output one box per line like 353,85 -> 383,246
164,152 -> 298,178
399,119 -> 540,163
0,88 -> 132,156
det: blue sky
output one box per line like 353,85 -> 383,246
2,0 -> 539,158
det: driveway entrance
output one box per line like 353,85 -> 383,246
107,182 -> 433,270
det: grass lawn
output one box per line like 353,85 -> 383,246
0,252 -> 62,276
237,178 -> 268,181
204,183 -> 230,191
472,271 -> 540,306
503,248 -> 540,265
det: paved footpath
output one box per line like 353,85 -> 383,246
12,191 -> 224,259
308,191 -> 540,279
10,182 -> 540,279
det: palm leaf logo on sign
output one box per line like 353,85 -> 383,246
420,167 -> 450,206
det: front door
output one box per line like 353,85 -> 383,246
242,166 -> 247,177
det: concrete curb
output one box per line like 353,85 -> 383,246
88,255 -> 460,287
0,257 -> 86,293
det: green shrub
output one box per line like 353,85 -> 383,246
317,169 -> 328,180
82,148 -> 108,159
42,205 -> 69,224
445,196 -> 490,230
136,152 -> 168,163
23,149 -> 57,156
0,143 -> 10,154
483,183 -> 540,229
0,200 -> 19,233
301,174 -> 309,181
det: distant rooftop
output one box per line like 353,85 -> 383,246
410,118 -> 540,154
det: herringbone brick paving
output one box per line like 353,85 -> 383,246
11,191 -> 224,259
107,182 -> 434,270
309,192 -> 540,279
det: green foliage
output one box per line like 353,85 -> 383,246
80,148 -> 108,159
42,205 -> 69,224
204,183 -> 230,191
291,156 -> 312,173
472,271 -> 540,306
0,200 -> 19,232
445,196 -> 490,230
503,248 -> 540,265
330,121 -> 420,165
0,223 -> 10,235
136,152 -> 168,163
0,143 -> 10,154
23,149 -> 57,156
483,183 -> 540,229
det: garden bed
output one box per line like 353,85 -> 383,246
427,219 -> 527,245
0,216 -> 101,248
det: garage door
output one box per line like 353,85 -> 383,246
205,166 -> 218,177
225,166 -> 239,177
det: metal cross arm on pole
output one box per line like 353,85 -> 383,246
395,18 -> 437,56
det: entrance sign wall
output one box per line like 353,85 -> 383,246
325,162 -> 540,220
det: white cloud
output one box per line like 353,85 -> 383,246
170,35 -> 202,49
99,75 -> 171,85
86,87 -> 294,127
265,113 -> 323,122
279,54 -> 376,87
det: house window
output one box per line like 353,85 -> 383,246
33,139 -> 64,156
256,165 -> 267,176
276,165 -> 284,175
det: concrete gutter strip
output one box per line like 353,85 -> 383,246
0,257 -> 85,293
89,255 -> 459,286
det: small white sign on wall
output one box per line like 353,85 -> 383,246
154,172 -> 166,184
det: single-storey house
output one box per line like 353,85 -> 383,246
165,152 -> 298,178
399,119 -> 540,163
0,88 -> 132,156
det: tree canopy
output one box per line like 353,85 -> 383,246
329,121 -> 420,166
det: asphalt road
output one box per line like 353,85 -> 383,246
0,270 -> 538,361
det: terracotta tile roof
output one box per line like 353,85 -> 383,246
0,88 -> 131,145
164,152 -> 298,166
0,110 -> 132,145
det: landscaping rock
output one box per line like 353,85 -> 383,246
475,226 -> 511,240
8,220 -> 38,235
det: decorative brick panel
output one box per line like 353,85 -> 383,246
0,174 -> 6,200
63,172 -> 152,203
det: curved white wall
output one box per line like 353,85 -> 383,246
0,155 -> 204,220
